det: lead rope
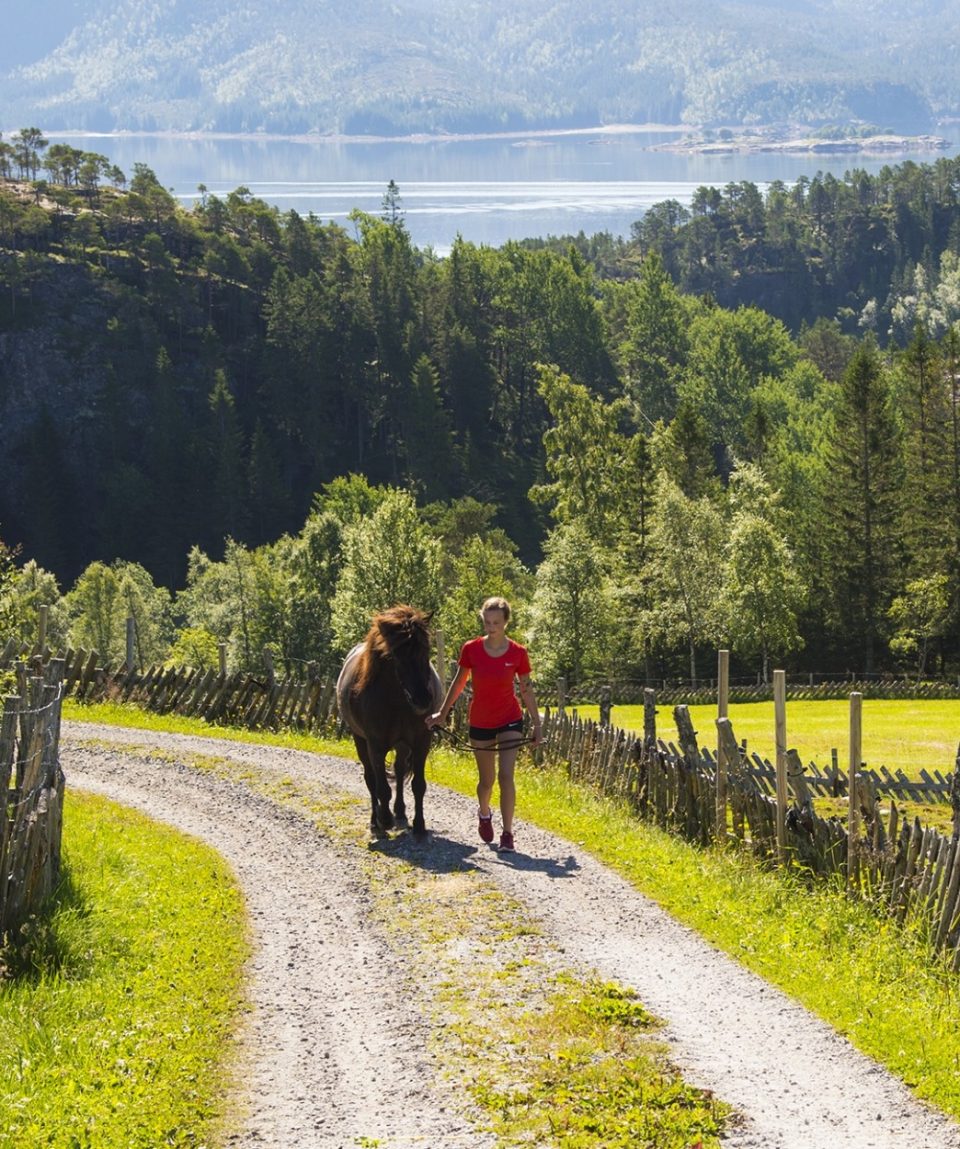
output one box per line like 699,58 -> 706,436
431,726 -> 545,751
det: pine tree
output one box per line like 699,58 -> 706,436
897,325 -> 952,581
820,339 -> 903,672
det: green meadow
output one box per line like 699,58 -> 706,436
574,698 -> 960,778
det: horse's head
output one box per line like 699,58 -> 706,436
362,604 -> 436,714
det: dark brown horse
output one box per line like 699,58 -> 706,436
336,605 -> 442,836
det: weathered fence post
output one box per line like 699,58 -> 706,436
716,649 -> 729,844
557,676 -> 566,714
126,616 -> 136,675
951,743 -> 960,842
716,716 -> 745,844
848,691 -> 863,887
436,630 -> 446,692
599,684 -> 611,727
218,643 -> 228,676
263,646 -> 276,688
774,669 -> 788,865
36,604 -> 48,656
786,748 -> 814,829
643,688 -> 657,754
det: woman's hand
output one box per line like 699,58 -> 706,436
425,711 -> 446,729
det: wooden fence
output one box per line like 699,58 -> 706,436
15,632 -> 960,965
532,690 -> 960,968
0,638 -> 341,736
0,656 -> 66,934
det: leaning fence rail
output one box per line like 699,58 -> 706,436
0,656 -> 66,934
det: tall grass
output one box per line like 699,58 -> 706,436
0,790 -> 248,1148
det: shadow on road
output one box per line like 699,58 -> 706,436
369,829 -> 582,879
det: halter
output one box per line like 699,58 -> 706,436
389,641 -> 433,714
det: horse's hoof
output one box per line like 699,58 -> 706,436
394,813 -> 409,829
376,810 -> 394,831
413,820 -> 427,837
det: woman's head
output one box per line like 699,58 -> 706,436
480,596 -> 511,625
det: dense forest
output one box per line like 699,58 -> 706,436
3,129 -> 960,687
1,0 -> 957,134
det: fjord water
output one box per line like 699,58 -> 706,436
51,129 -> 960,251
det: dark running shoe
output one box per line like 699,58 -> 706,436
499,831 -> 515,852
478,812 -> 494,843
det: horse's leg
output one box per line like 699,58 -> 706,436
354,737 -> 383,833
411,737 -> 429,836
392,747 -> 409,827
365,738 -> 395,831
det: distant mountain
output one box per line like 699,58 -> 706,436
2,0 -> 959,136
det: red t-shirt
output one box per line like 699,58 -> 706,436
458,637 -> 531,728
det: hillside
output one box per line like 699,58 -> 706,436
1,0 -> 959,135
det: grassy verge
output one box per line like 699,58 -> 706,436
0,789 -> 248,1148
62,699 -> 960,1125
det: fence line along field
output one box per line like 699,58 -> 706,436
9,625 -> 960,970
574,697 -> 960,782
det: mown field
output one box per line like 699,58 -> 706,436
574,698 -> 960,778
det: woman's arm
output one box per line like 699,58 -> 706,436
517,674 -> 542,745
425,665 -> 471,728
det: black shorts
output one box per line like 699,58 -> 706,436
469,718 -> 524,742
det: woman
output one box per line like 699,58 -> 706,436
426,596 -> 541,852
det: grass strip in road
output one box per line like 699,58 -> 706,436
145,736 -> 733,1148
347,812 -> 732,1148
0,789 -> 248,1149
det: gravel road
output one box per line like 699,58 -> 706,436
62,722 -> 960,1149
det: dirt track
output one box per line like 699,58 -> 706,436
62,722 -> 960,1149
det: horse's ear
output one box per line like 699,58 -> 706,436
424,610 -> 434,625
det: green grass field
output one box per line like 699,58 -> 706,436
573,698 -> 960,777
0,789 -> 248,1148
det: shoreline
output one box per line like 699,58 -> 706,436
655,132 -> 952,157
13,123 -> 950,164
17,122 -> 954,156
18,122 -> 685,147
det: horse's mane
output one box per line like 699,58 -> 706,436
352,604 -> 431,694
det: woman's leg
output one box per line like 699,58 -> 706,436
472,739 -> 497,815
496,734 -> 521,832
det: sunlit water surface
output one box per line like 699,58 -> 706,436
45,129 -> 960,252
